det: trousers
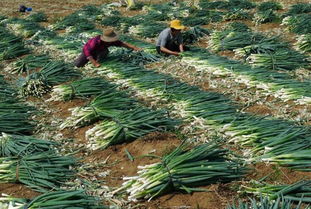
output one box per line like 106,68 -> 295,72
74,48 -> 109,68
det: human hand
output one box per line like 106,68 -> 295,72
93,62 -> 101,68
134,47 -> 143,51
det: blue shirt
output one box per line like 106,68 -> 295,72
156,28 -> 183,47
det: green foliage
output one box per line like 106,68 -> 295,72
182,16 -> 210,26
282,14 -> 311,34
26,12 -> 48,22
285,3 -> 311,16
224,9 -> 251,21
227,197 -> 307,209
225,22 -> 250,32
183,26 -> 210,44
128,23 -> 166,38
199,0 -> 255,10
257,1 -> 282,11
53,13 -> 95,31
253,9 -> 279,24
101,15 -> 123,27
81,5 -> 102,16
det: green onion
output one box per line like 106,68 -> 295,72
243,180 -> 311,203
61,88 -> 136,128
86,108 -> 177,149
257,1 -> 283,11
0,190 -> 107,208
0,133 -> 58,157
50,77 -> 115,101
0,153 -> 76,192
12,54 -> 50,74
117,142 -> 246,201
227,196 -> 307,209
296,34 -> 311,54
247,50 -> 309,71
20,61 -> 81,97
26,12 -> 48,22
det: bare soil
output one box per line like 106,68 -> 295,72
0,183 -> 40,199
0,0 -> 310,208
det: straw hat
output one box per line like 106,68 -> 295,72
100,28 -> 119,42
170,19 -> 185,30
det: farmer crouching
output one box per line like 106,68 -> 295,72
156,19 -> 187,56
74,28 -> 141,68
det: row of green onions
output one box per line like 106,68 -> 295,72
20,61 -> 81,97
86,107 -> 178,149
243,180 -> 311,203
116,142 -> 246,201
50,77 -> 115,101
227,196 -> 308,209
0,189 -> 107,209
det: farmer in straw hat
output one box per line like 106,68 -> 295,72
156,19 -> 187,56
74,28 -> 141,68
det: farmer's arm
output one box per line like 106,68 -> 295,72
121,42 -> 141,51
178,33 -> 184,52
179,44 -> 184,52
88,57 -> 100,67
160,46 -> 179,56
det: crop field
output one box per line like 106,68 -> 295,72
0,0 -> 310,208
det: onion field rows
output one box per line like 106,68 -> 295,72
0,0 -> 310,208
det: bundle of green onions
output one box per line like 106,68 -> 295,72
209,31 -> 264,51
247,50 -> 309,71
116,142 -> 246,201
52,13 -> 94,31
223,9 -> 251,21
227,0 -> 255,10
198,0 -> 228,9
0,41 -> 29,61
243,180 -> 311,203
182,16 -> 210,26
80,5 -> 102,17
128,23 -> 166,38
282,14 -> 311,34
296,34 -> 311,53
0,152 -> 76,192
183,26 -> 210,44
0,112 -> 35,135
86,108 -> 178,149
12,54 -> 50,74
253,9 -> 278,25
101,15 -> 123,27
0,76 -> 16,100
0,190 -> 107,209
0,133 -> 57,157
118,49 -> 161,65
65,21 -> 96,34
6,19 -> 44,38
50,77 -> 115,101
60,88 -> 136,128
20,61 -> 81,97
226,22 -> 250,32
284,3 -> 311,16
257,1 -> 283,11
233,36 -> 288,58
26,12 -> 48,22
0,100 -> 36,115
227,197 -> 307,209
19,72 -> 51,97
144,10 -> 168,21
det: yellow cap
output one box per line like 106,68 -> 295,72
170,19 -> 185,30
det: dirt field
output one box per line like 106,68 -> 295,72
0,0 -> 310,208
